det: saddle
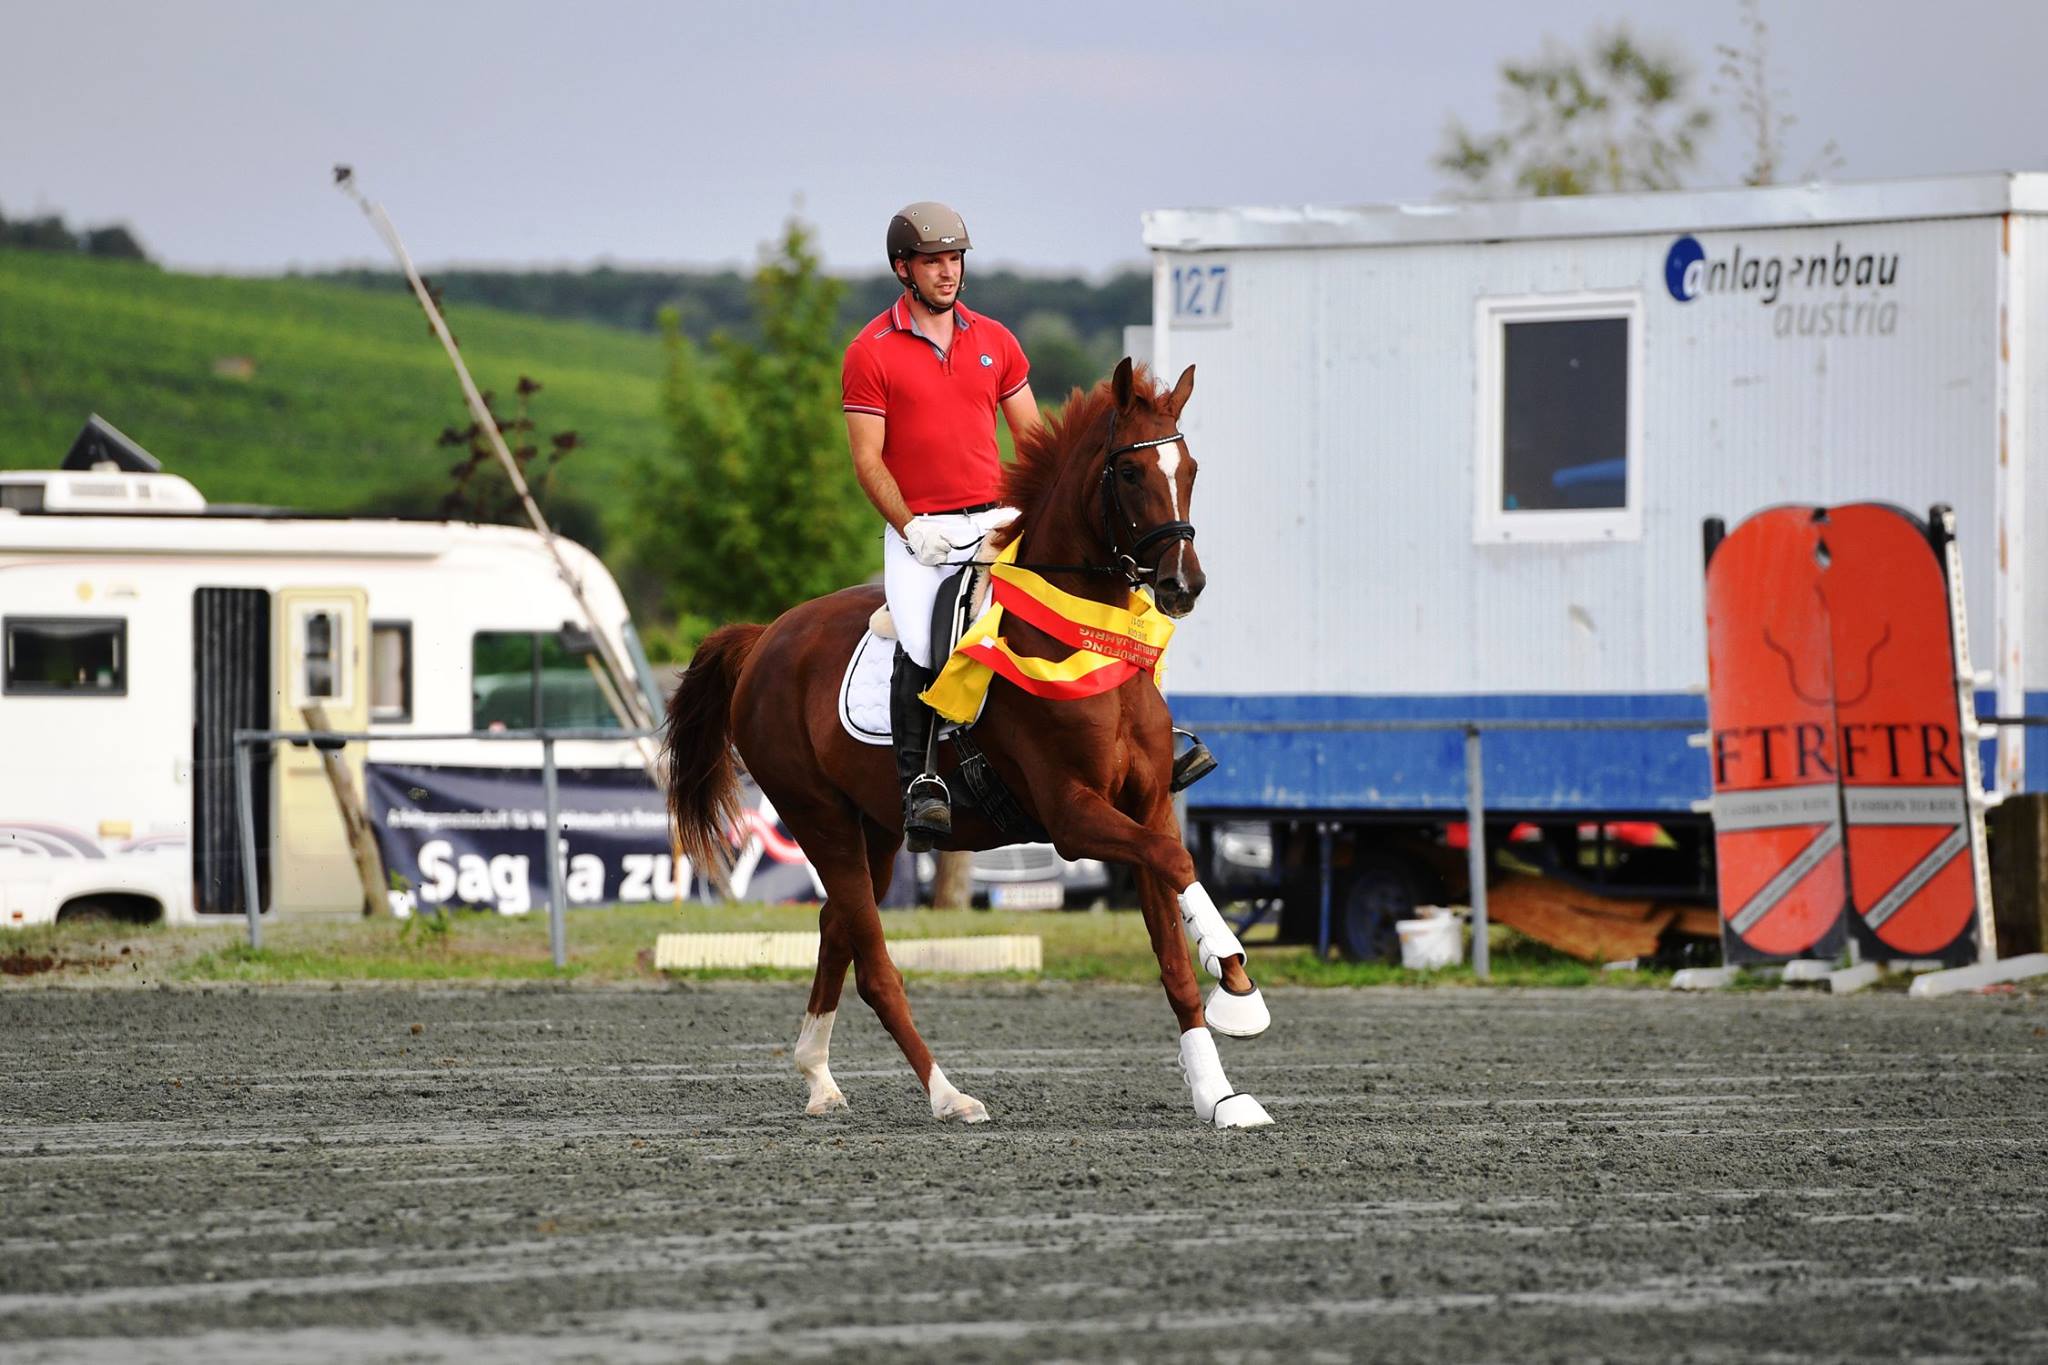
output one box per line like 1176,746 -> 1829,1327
842,562 -> 988,746
837,560 -> 1047,844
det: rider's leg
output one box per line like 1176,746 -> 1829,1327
882,526 -> 952,847
890,646 -> 950,849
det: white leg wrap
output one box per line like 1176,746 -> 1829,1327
926,1063 -> 990,1124
1180,881 -> 1271,1038
1178,1028 -> 1273,1130
1179,881 -> 1244,979
795,1012 -> 847,1115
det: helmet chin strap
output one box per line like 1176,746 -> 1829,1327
897,260 -> 959,316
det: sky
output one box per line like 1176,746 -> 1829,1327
4,0 -> 2046,277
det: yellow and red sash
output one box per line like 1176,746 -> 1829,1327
920,540 -> 1175,723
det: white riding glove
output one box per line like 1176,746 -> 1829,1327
903,516 -> 957,567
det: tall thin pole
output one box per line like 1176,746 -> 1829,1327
333,170 -> 657,757
235,737 -> 262,950
1465,726 -> 1491,980
543,736 -> 568,970
1316,822 -> 1334,961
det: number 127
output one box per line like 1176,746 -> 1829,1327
1174,265 -> 1229,320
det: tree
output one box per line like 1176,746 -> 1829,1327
626,219 -> 874,657
1715,0 -> 1843,187
82,225 -> 150,260
1438,27 -> 1714,198
0,205 -> 154,262
1018,310 -> 1110,405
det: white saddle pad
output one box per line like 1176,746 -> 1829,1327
838,630 -> 982,747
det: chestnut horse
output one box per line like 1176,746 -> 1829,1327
662,360 -> 1273,1129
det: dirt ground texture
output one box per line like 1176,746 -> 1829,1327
1,982 -> 2044,1363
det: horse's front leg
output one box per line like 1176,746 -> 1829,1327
1037,784 -> 1269,1037
1135,864 -> 1273,1129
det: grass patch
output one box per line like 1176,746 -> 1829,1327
0,248 -> 665,546
4,902 -> 1669,989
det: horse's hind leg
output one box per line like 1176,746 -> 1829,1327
844,880 -> 989,1124
782,798 -> 987,1123
792,821 -> 898,1117
796,905 -> 854,1115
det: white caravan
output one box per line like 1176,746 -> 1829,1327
0,420 -> 663,927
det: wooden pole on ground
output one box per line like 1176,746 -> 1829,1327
932,850 -> 974,910
303,705 -> 391,917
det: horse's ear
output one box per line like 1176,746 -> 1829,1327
1167,364 -> 1195,419
1112,356 -> 1135,411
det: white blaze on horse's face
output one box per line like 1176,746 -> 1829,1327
1153,439 -> 1191,584
1155,438 -> 1183,520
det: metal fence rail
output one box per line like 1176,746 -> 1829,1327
1193,714 -> 2044,977
231,727 -> 658,966
231,714 -> 2046,978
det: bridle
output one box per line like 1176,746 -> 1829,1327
1015,410 -> 1196,589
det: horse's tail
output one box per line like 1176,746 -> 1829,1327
662,622 -> 766,890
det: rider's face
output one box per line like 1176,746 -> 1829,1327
900,251 -> 963,308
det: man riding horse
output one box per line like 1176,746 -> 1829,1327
845,201 -> 1215,847
841,202 -> 1040,848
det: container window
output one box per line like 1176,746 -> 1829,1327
370,622 -> 412,723
1476,292 -> 1642,543
3,617 -> 126,696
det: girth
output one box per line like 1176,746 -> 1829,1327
948,729 -> 1048,845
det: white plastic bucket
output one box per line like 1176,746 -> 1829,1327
1395,912 -> 1464,971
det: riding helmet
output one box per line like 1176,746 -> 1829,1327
887,202 -> 971,265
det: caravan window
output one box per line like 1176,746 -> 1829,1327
3,617 -> 127,696
472,630 -> 622,732
371,622 -> 412,723
302,611 -> 338,699
1475,292 -> 1642,543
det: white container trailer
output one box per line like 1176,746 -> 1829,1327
0,426 -> 662,927
1143,174 -> 2047,955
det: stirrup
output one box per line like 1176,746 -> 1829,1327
905,774 -> 952,852
1171,729 -> 1217,793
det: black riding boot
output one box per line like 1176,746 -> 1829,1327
891,647 -> 952,851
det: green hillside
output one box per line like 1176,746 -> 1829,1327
0,248 -> 666,542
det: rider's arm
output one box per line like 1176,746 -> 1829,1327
999,383 -> 1043,439
846,413 -> 913,534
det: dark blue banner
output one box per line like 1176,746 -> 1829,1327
364,763 -> 821,914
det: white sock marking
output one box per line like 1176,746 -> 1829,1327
796,1011 -> 846,1115
927,1062 -> 990,1123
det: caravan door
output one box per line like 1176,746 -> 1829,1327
272,588 -> 370,914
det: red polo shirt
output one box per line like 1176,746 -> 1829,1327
842,296 -> 1029,514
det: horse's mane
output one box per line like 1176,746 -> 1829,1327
996,365 -> 1170,546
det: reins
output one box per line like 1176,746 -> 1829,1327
1008,410 -> 1196,589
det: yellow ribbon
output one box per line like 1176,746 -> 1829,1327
920,540 -> 1175,723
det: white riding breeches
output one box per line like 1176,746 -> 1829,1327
884,507 -> 1016,669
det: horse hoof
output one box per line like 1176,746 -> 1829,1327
1211,1093 -> 1274,1129
1204,983 -> 1270,1038
805,1088 -> 848,1116
935,1093 -> 990,1124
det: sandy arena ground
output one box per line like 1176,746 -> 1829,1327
1,982 -> 2044,1362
